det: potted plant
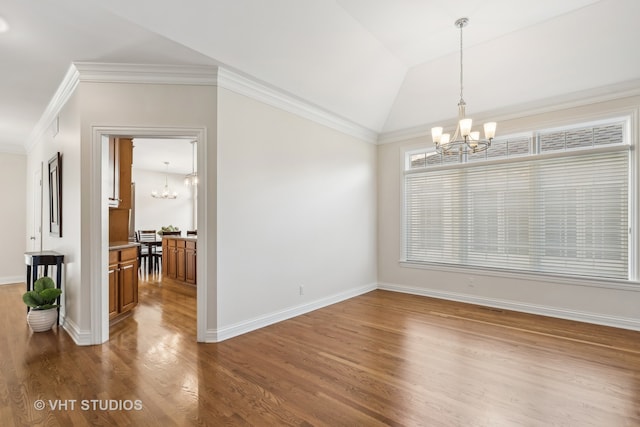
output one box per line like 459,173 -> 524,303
22,276 -> 62,332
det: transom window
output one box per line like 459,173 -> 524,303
403,118 -> 632,280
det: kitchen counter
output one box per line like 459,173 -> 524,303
109,241 -> 140,251
159,236 -> 197,242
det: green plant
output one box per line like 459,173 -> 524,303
22,276 -> 62,310
158,225 -> 180,236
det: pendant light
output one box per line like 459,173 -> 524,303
432,18 -> 497,155
151,161 -> 178,199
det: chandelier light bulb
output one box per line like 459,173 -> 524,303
484,122 -> 497,140
431,127 -> 443,144
460,118 -> 473,137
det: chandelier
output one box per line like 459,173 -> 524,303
151,161 -> 178,199
184,140 -> 198,187
432,18 -> 496,155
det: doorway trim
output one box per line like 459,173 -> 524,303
31,162 -> 43,252
90,125 -> 208,344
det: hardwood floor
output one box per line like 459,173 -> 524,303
1,277 -> 640,426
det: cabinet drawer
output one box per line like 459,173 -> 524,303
109,250 -> 119,265
186,241 -> 196,250
177,240 -> 186,249
120,247 -> 138,262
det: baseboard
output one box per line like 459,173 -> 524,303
61,316 -> 94,346
204,282 -> 378,342
378,282 -> 640,332
0,276 -> 24,286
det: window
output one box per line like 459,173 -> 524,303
403,118 -> 631,280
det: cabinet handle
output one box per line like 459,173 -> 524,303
121,265 -> 134,271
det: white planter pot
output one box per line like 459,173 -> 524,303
27,308 -> 58,332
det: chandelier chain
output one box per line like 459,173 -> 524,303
459,20 -> 464,104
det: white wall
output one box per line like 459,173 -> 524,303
216,88 -> 377,335
26,76 -> 217,344
26,89 -> 84,331
0,152 -> 27,284
377,94 -> 640,330
78,81 -> 217,343
132,168 -> 194,235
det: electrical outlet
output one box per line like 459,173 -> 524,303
299,285 -> 304,296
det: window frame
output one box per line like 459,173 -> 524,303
400,115 -> 638,284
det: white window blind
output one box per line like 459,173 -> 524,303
404,125 -> 629,280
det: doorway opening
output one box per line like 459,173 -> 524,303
91,126 -> 208,345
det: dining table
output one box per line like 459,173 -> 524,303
141,240 -> 162,273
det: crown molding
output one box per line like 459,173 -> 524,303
377,78 -> 640,145
24,62 -> 218,153
24,64 -> 80,153
215,67 -> 378,144
24,62 -> 378,153
73,62 -> 218,85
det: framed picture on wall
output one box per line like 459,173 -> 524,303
48,152 -> 62,237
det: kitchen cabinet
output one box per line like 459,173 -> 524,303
177,240 -> 186,282
163,236 -> 196,285
185,241 -> 196,285
107,137 -> 120,208
109,244 -> 139,323
108,137 -> 133,209
108,253 -> 118,319
108,137 -> 134,243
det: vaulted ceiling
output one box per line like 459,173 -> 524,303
1,0 -> 638,154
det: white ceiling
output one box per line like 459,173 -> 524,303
132,138 -> 196,175
1,0 -> 639,168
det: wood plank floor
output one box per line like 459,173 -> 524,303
1,277 -> 639,426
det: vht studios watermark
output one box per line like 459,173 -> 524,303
34,399 -> 143,411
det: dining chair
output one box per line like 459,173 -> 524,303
137,230 -> 159,272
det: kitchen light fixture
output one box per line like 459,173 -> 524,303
432,18 -> 496,156
151,162 -> 178,199
184,140 -> 198,187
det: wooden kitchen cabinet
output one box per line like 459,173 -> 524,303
107,137 -> 120,208
108,251 -> 118,320
176,240 -> 186,282
119,256 -> 137,312
166,238 -> 177,278
109,245 -> 139,323
108,137 -> 133,209
163,236 -> 196,285
185,241 -> 196,285
109,137 -> 134,244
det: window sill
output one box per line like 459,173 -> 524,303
399,260 -> 640,292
